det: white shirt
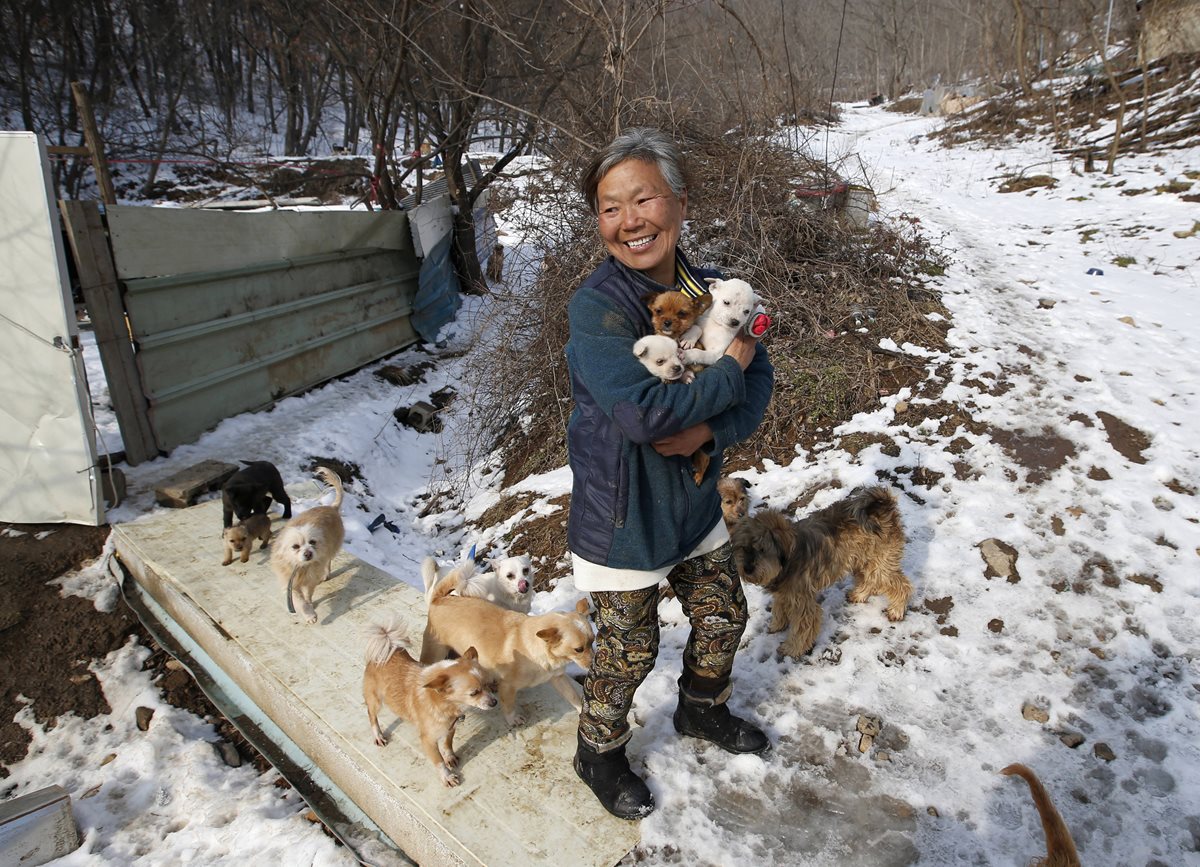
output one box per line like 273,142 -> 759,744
571,519 -> 730,592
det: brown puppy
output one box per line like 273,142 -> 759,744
270,466 -> 344,623
730,485 -> 912,658
1000,764 -> 1081,867
642,288 -> 711,344
718,476 -> 752,528
363,620 -> 497,787
221,513 -> 272,566
421,570 -> 594,726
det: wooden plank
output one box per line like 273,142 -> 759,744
59,200 -> 161,465
153,459 -> 238,508
46,145 -> 91,156
69,82 -> 116,205
105,207 -> 414,279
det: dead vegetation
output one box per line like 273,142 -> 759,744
935,50 -> 1200,159
454,129 -> 950,565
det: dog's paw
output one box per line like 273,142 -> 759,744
505,711 -> 527,727
444,752 -> 459,769
221,558 -> 232,567
441,765 -> 464,787
847,587 -> 871,604
374,734 -> 389,747
886,606 -> 907,622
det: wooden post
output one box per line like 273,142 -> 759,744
69,81 -> 117,205
59,200 -> 160,465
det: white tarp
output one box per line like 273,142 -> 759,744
0,132 -> 102,525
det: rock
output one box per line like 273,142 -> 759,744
1022,702 -> 1050,723
1038,298 -> 1056,309
875,750 -> 892,762
857,714 -> 882,737
100,753 -> 117,766
926,805 -> 940,817
1094,742 -> 1116,762
164,658 -> 185,671
979,538 -> 1020,582
135,706 -> 155,731
1059,731 -> 1085,748
858,733 -> 874,754
214,740 -> 242,768
987,618 -> 1004,633
894,400 -> 908,414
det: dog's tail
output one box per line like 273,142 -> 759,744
314,466 -> 344,510
429,560 -> 475,605
1000,763 -> 1081,867
421,556 -> 440,596
364,618 -> 410,667
847,486 -> 897,535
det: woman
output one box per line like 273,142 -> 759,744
565,128 -> 774,820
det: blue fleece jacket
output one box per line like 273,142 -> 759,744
565,254 -> 774,571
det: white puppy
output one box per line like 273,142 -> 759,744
681,277 -> 761,366
633,334 -> 694,384
270,467 -> 344,624
461,555 -> 534,613
421,554 -> 534,613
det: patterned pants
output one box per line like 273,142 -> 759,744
578,542 -> 748,751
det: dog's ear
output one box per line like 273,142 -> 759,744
738,478 -> 751,492
769,514 -> 795,563
704,277 -> 718,285
535,627 -> 562,645
633,340 -> 650,359
487,557 -> 501,573
693,292 -> 713,314
462,646 -> 478,661
425,673 -> 450,692
574,598 -> 590,616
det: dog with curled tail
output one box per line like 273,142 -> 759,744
270,466 -> 344,624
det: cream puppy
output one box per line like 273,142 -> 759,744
681,277 -> 761,366
633,334 -> 694,384
421,573 -> 594,726
270,467 -> 344,624
461,554 -> 534,613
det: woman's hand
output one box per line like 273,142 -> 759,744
724,334 -> 756,370
653,422 -> 713,456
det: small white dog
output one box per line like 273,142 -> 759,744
421,554 -> 534,613
681,277 -> 762,366
633,334 -> 694,384
270,467 -> 344,624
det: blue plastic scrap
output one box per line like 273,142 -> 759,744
1086,267 -> 1104,275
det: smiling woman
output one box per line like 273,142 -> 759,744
564,128 -> 775,820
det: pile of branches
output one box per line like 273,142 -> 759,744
458,129 -> 950,499
934,50 -> 1200,157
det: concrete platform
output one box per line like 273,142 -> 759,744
111,484 -> 639,866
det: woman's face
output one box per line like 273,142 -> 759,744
595,158 -> 687,287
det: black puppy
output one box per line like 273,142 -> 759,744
222,461 -> 291,528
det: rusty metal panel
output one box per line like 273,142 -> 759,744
106,208 -> 423,452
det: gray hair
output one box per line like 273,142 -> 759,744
581,127 -> 688,214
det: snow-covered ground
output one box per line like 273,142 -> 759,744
7,105 -> 1200,865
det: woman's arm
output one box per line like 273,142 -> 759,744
567,287 -> 746,445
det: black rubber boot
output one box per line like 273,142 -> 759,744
573,736 -> 655,820
672,672 -> 771,755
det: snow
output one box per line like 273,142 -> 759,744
8,104 -> 1200,865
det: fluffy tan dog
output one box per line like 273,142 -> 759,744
362,620 -> 497,787
221,513 -> 272,565
717,476 -> 752,528
270,466 -> 344,623
730,485 -> 912,658
421,571 -> 594,726
1000,764 -> 1081,866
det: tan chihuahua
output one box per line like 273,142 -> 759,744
421,570 -> 594,726
363,620 -> 497,787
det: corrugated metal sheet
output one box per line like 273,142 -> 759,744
106,208 -> 422,451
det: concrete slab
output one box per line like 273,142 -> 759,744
111,484 -> 639,867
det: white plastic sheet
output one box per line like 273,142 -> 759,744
0,132 -> 102,525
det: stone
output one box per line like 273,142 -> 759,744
979,538 -> 1020,582
857,715 -> 882,737
214,740 -> 242,768
1021,702 -> 1049,723
858,733 -> 874,754
1094,742 -> 1116,762
1059,731 -> 1085,748
135,706 -> 154,731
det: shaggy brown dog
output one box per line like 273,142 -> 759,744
642,288 -> 711,344
730,485 -> 912,658
1000,764 -> 1081,867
